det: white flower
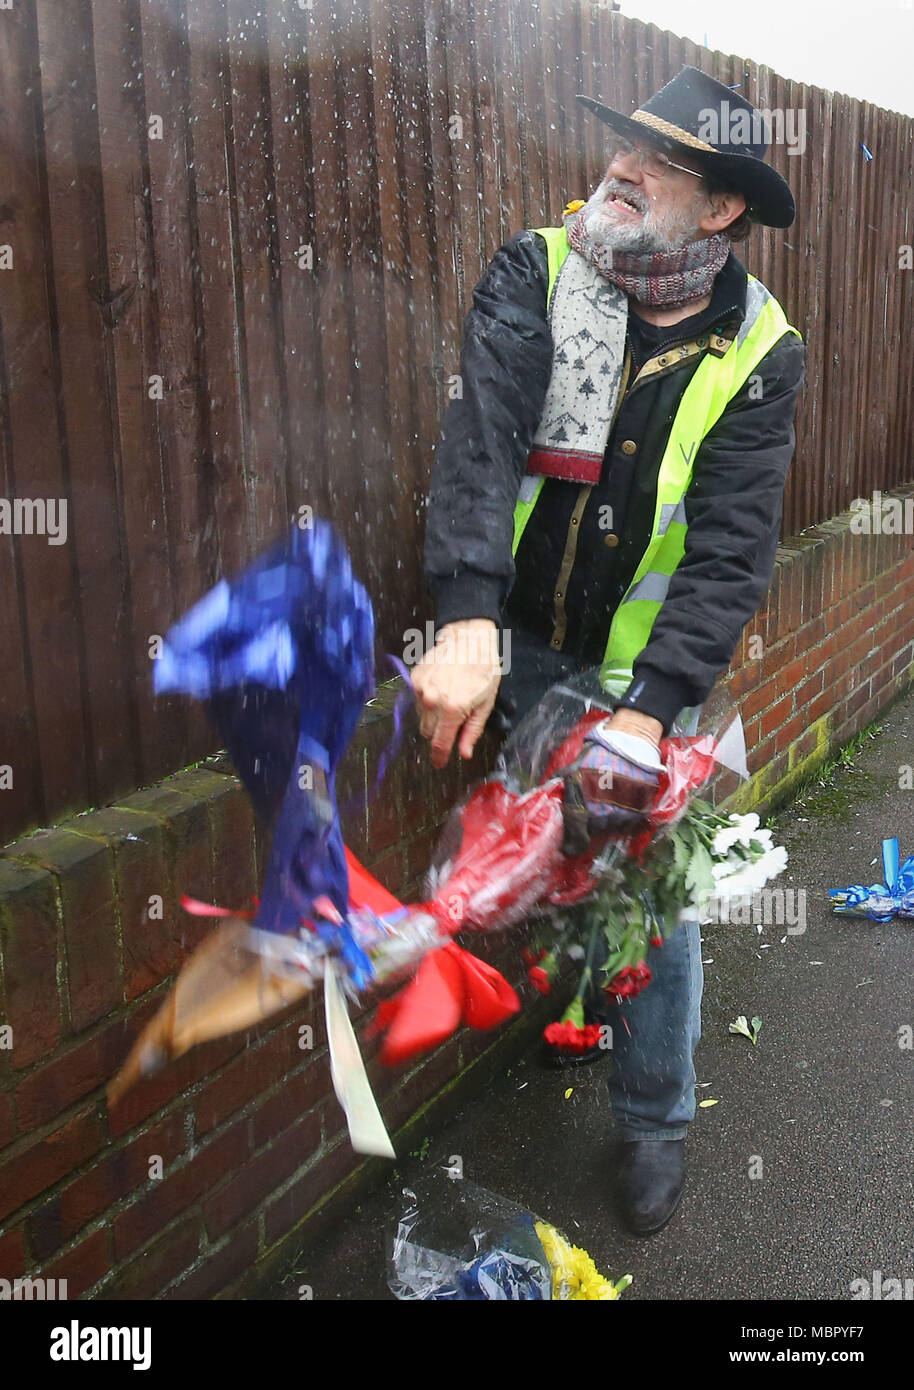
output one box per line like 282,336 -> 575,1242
711,825 -> 742,855
756,845 -> 788,880
712,813 -> 762,855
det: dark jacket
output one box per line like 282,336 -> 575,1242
424,228 -> 806,733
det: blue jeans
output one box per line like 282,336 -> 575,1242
496,621 -> 702,1139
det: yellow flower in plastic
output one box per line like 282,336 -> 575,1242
534,1220 -> 631,1301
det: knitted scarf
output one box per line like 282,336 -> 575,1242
524,208 -> 730,485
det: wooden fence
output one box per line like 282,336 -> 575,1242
1,0 -> 912,841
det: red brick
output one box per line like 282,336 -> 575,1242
42,1227 -> 109,1299
263,1140 -> 363,1248
7,829 -> 122,1032
0,1089 -> 13,1147
833,594 -> 858,631
748,733 -> 777,775
774,712 -> 806,755
845,685 -> 869,722
378,1036 -> 464,1132
892,645 -> 914,678
800,613 -> 826,650
0,1223 -> 26,1279
805,686 -> 838,722
795,669 -> 825,709
194,1021 -> 313,1137
100,1216 -> 201,1300
168,769 -> 258,912
113,1118 -> 249,1260
107,1026 -> 246,1140
876,568 -> 899,600
725,661 -> 761,698
767,750 -> 789,788
0,1108 -> 104,1224
162,1220 -> 259,1300
760,695 -> 792,739
759,635 -> 797,685
202,1111 -> 321,1241
0,858 -> 61,1067
778,655 -> 811,695
811,630 -> 840,674
61,807 -> 174,1001
742,714 -> 761,747
16,1012 -> 149,1131
112,785 -> 215,960
28,1109 -> 187,1262
858,694 -> 881,728
740,682 -> 772,722
249,1054 -> 332,1151
792,725 -> 821,763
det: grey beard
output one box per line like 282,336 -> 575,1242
581,179 -> 703,255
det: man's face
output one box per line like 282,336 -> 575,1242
579,139 -> 717,254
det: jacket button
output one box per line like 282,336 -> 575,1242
621,439 -> 638,455
603,533 -> 620,548
658,356 -> 669,367
555,590 -> 563,598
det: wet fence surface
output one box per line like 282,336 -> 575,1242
1,0 -> 912,840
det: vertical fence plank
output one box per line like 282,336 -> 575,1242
36,0 -> 140,811
0,0 -> 89,837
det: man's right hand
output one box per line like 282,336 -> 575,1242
411,618 -> 502,768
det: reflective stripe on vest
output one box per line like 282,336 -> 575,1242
512,223 -> 802,695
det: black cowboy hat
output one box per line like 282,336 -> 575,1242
575,66 -> 796,229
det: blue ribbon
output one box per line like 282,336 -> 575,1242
830,838 -> 914,920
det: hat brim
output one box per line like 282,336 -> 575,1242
575,95 -> 796,230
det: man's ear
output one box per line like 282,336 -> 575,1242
698,188 -> 747,235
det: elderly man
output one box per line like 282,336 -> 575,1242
412,67 -> 805,1234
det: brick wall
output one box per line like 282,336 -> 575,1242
1,492 -> 913,1299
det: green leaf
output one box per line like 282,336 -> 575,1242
685,842 -> 715,901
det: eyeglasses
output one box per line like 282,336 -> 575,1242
605,136 -> 706,182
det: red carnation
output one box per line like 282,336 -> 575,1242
604,961 -> 653,1000
650,934 -> 663,948
543,1020 -> 604,1054
528,965 -> 551,994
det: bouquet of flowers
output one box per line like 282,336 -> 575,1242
388,1176 -> 632,1301
410,667 -> 789,1060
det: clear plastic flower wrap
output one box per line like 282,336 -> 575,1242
387,1174 -> 631,1301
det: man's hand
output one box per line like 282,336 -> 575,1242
561,713 -> 663,848
605,707 -> 664,748
411,619 -> 502,768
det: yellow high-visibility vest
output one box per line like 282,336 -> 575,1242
512,224 -> 801,697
